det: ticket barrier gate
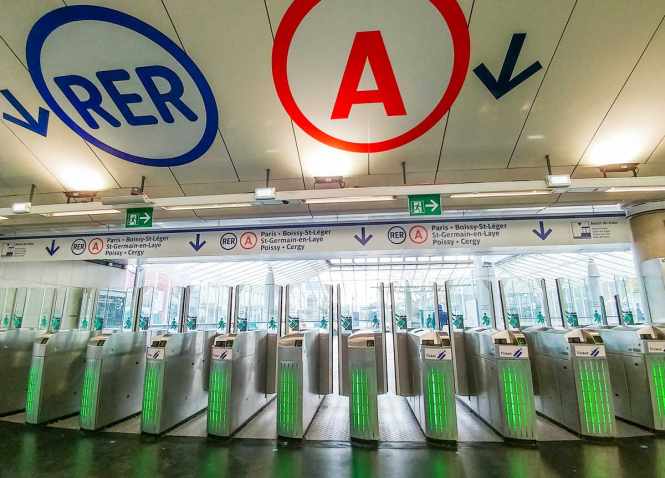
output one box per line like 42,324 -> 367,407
524,328 -> 616,438
340,330 -> 387,442
458,328 -> 536,442
25,330 -> 91,424
399,329 -> 458,442
79,332 -> 147,431
598,325 -> 665,431
0,329 -> 38,415
276,329 -> 332,439
207,330 -> 276,438
141,330 -> 216,435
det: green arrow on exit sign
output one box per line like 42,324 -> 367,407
125,207 -> 153,228
408,194 -> 441,216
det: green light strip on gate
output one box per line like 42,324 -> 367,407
79,361 -> 101,429
351,368 -> 370,434
278,362 -> 299,436
425,367 -> 450,434
25,362 -> 43,422
501,366 -> 520,431
208,366 -> 231,435
651,359 -> 665,419
142,363 -> 162,429
577,360 -> 613,435
500,365 -> 534,436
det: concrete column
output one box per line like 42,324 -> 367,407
629,206 -> 665,322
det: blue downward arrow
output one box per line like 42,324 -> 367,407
45,240 -> 60,256
0,89 -> 49,137
532,221 -> 553,241
473,33 -> 543,100
354,227 -> 373,246
189,234 -> 206,252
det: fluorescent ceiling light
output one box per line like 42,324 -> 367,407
450,191 -> 552,199
42,209 -> 121,217
606,186 -> 665,193
12,202 -> 31,214
162,203 -> 253,211
546,174 -> 572,188
305,196 -> 396,204
0,216 -> 8,220
254,187 -> 276,200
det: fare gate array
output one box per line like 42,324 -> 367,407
1,277 -> 665,445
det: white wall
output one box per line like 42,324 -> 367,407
0,261 -> 131,289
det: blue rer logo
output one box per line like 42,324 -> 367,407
436,351 -> 447,360
26,5 -> 218,167
513,348 -> 523,358
590,348 -> 600,357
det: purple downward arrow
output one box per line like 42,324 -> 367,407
354,227 -> 373,246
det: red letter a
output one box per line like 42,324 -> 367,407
331,31 -> 406,120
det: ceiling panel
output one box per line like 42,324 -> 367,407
578,20 -> 665,168
0,0 -> 181,191
510,0 -> 665,168
368,0 -> 475,176
68,0 -> 236,188
166,0 -> 302,181
0,41 -> 121,191
439,0 -> 576,170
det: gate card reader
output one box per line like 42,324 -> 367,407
207,331 -> 274,438
460,328 -> 536,441
80,331 -> 147,431
526,328 -> 616,438
598,325 -> 665,431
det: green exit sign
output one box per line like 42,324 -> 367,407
125,207 -> 153,228
408,194 -> 441,216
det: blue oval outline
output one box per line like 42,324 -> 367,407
26,5 -> 218,167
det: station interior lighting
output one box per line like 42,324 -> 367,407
449,191 -> 552,199
41,209 -> 121,217
304,196 -> 396,205
162,203 -> 253,211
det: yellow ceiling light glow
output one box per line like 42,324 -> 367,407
59,166 -> 107,191
304,147 -> 353,177
589,133 -> 643,166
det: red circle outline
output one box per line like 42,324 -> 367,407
88,237 -> 105,255
409,226 -> 428,244
240,232 -> 258,250
272,0 -> 470,153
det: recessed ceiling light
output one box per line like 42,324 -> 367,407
527,134 -> 545,140
305,196 -> 395,204
162,203 -> 253,211
42,209 -> 121,217
0,216 -> 8,220
606,186 -> 665,193
450,191 -> 552,199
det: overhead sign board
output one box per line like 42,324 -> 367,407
408,194 -> 441,216
125,207 -> 153,229
0,217 -> 631,263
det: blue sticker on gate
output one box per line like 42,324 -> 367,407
26,5 -> 218,167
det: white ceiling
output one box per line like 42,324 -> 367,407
0,1 -> 664,228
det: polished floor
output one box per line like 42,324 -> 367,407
1,420 -> 664,478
